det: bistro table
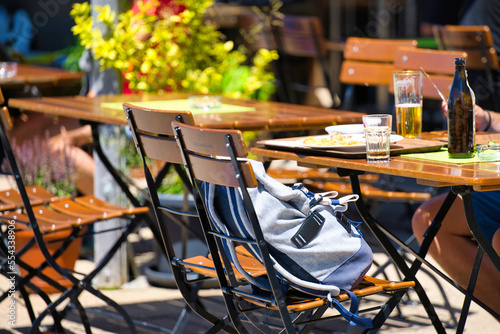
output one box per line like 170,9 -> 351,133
251,131 -> 500,333
8,92 -> 363,211
7,92 -> 362,131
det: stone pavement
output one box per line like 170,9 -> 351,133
1,227 -> 500,334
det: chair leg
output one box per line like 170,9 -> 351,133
171,305 -> 192,333
363,289 -> 409,333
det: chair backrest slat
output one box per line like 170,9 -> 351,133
343,37 -> 418,63
171,121 -> 247,157
185,154 -> 256,188
171,121 -> 257,188
434,25 -> 499,70
277,15 -> 326,57
237,14 -> 277,51
123,102 -> 194,163
438,25 -> 495,49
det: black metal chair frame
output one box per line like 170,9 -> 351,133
0,109 -> 146,333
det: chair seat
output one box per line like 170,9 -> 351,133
184,247 -> 415,313
0,188 -> 44,207
239,275 -> 414,312
26,185 -> 71,203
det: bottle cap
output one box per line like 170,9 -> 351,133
455,58 -> 466,65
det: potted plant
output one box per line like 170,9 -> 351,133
70,0 -> 279,99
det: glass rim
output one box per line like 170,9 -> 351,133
393,70 -> 424,75
362,114 -> 392,118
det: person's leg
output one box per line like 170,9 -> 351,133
49,125 -> 94,195
412,193 -> 500,315
492,229 -> 500,255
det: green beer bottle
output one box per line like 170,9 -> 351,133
448,58 -> 475,158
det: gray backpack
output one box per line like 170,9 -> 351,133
203,159 -> 374,327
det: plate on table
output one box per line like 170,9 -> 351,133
325,124 -> 364,135
296,134 -> 404,151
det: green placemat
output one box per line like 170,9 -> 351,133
402,148 -> 496,163
102,99 -> 255,115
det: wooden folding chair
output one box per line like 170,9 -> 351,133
237,13 -> 290,104
124,102 -> 238,334
238,13 -> 342,107
171,120 -> 415,333
0,106 -> 150,333
339,37 -> 418,112
272,14 -> 342,108
433,25 -> 500,111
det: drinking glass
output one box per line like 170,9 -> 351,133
363,114 -> 392,163
393,71 -> 423,138
0,62 -> 17,79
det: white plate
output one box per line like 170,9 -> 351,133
296,134 -> 404,151
325,124 -> 364,135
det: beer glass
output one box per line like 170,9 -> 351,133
393,71 -> 423,138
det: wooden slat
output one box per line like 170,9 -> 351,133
440,25 -> 495,48
394,47 -> 466,75
340,61 -> 394,86
74,195 -> 149,215
343,37 -> 417,62
50,199 -> 122,221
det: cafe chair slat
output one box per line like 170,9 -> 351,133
0,106 -> 149,333
172,120 -> 415,333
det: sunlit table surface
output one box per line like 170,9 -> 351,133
8,92 -> 364,131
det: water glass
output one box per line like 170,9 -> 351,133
393,71 -> 423,138
0,62 -> 17,79
363,114 -> 392,163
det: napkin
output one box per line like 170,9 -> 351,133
402,148 -> 497,163
102,99 -> 255,115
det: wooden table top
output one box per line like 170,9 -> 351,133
251,132 -> 500,191
8,93 -> 363,132
0,64 -> 83,88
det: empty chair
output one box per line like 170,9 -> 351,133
172,120 -> 415,333
0,105 -> 150,333
238,14 -> 342,107
433,25 -> 500,110
340,37 -> 418,112
273,14 -> 342,107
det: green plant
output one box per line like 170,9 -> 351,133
70,0 -> 279,100
3,134 -> 77,197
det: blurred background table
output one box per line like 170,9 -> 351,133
0,63 -> 82,89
